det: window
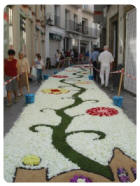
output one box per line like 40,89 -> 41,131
8,7 -> 13,46
82,18 -> 88,34
74,14 -> 78,30
54,5 -> 60,26
65,9 -> 70,29
20,15 -> 26,51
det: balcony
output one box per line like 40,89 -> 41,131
54,15 -> 60,27
65,20 -> 82,33
82,26 -> 88,34
65,20 -> 98,38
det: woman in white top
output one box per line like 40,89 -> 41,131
18,52 -> 30,96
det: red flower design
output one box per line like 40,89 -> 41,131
51,89 -> 60,92
53,75 -> 68,78
86,107 -> 118,117
50,89 -> 60,92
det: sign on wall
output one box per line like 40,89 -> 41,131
124,8 -> 136,94
49,33 -> 62,41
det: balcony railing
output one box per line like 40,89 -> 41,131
54,15 -> 60,27
65,20 -> 82,32
65,20 -> 98,38
82,26 -> 88,34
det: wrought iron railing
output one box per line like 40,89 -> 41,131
65,20 -> 99,38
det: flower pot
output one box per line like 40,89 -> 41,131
25,94 -> 35,104
54,70 -> 58,74
113,96 -> 123,107
43,74 -> 49,80
88,75 -> 94,80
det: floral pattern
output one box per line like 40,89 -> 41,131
76,81 -> 92,84
41,88 -> 70,95
4,65 -> 136,182
22,155 -> 41,166
70,175 -> 92,182
117,168 -> 130,182
86,107 -> 118,117
52,75 -> 68,78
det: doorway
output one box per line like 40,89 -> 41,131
109,14 -> 118,69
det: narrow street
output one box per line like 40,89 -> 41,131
4,4 -> 136,183
4,67 -> 136,136
4,64 -> 136,182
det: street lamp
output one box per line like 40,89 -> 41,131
46,17 -> 53,26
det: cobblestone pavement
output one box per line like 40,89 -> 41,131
4,67 -> 136,136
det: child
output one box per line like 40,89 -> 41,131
34,55 -> 44,84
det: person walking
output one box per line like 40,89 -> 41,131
55,50 -> 60,68
4,49 -> 19,106
34,55 -> 44,84
17,52 -> 30,96
91,47 -> 99,81
85,50 -> 89,64
98,45 -> 114,87
70,49 -> 74,64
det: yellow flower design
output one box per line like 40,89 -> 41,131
41,88 -> 70,95
76,81 -> 92,84
22,155 -> 40,166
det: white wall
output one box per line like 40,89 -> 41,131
106,5 -> 118,46
106,5 -> 125,65
13,6 -> 20,58
118,6 -> 125,65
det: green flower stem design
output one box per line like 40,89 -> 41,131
65,130 -> 106,139
29,124 -> 54,132
29,70 -> 114,181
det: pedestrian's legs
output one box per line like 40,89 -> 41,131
93,61 -> 97,81
37,69 -> 41,83
92,61 -> 94,76
105,66 -> 110,87
13,79 -> 18,101
18,76 -> 23,96
7,91 -> 12,104
100,65 -> 105,86
38,69 -> 42,83
13,90 -> 18,102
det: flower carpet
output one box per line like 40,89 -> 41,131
4,65 -> 136,182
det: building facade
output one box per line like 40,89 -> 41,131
106,5 -> 136,94
45,5 -> 100,65
93,5 -> 136,94
93,5 -> 107,49
4,5 -> 46,65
